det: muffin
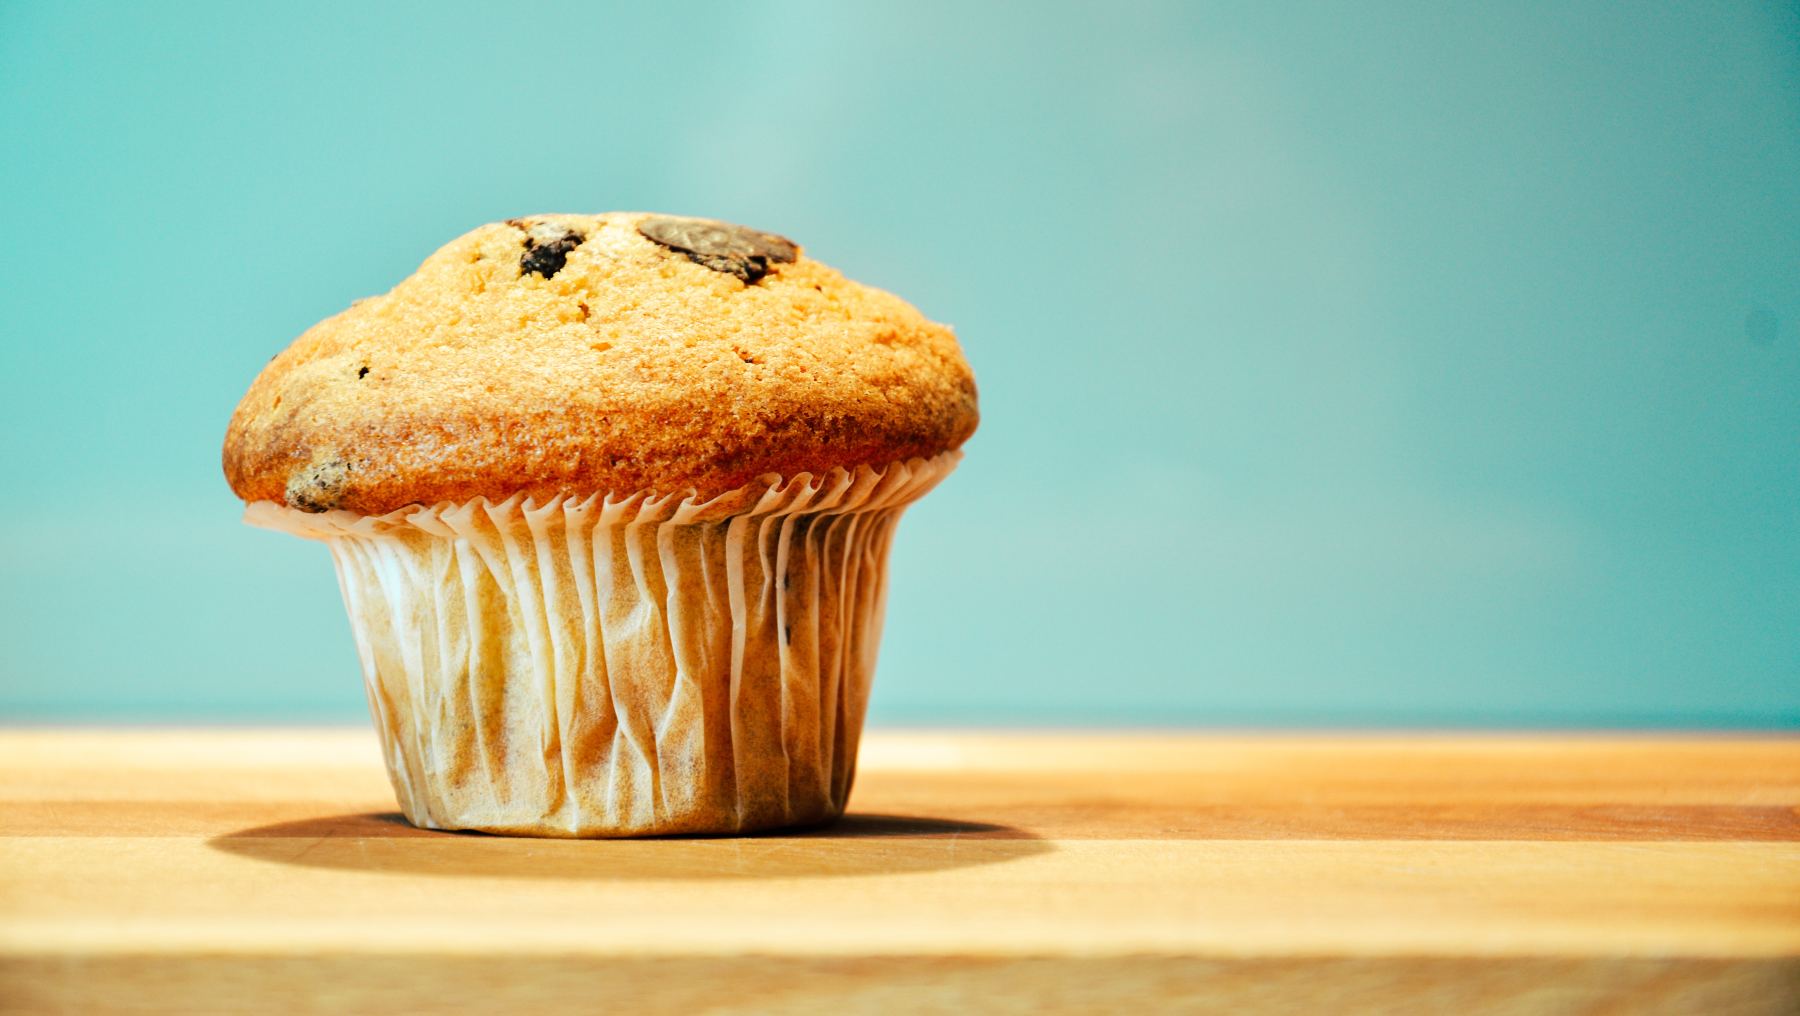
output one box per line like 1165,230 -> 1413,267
223,213 -> 977,837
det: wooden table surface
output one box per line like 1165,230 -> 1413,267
2,729 -> 1796,1014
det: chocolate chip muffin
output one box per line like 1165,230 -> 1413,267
223,213 -> 977,837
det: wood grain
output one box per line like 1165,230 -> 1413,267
2,730 -> 1796,1014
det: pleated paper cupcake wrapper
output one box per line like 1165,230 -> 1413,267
245,452 -> 958,837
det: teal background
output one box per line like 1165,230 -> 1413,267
2,3 -> 1796,725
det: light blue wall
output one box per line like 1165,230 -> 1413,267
2,3 -> 1796,725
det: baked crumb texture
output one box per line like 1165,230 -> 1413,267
224,213 -> 978,515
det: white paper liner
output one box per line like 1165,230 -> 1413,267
245,452 -> 959,837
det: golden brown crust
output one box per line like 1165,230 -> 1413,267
222,213 -> 978,515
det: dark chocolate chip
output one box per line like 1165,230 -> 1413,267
637,216 -> 798,284
520,229 -> 586,279
285,459 -> 350,514
356,365 -> 369,379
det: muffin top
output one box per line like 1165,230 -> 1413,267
223,213 -> 978,515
